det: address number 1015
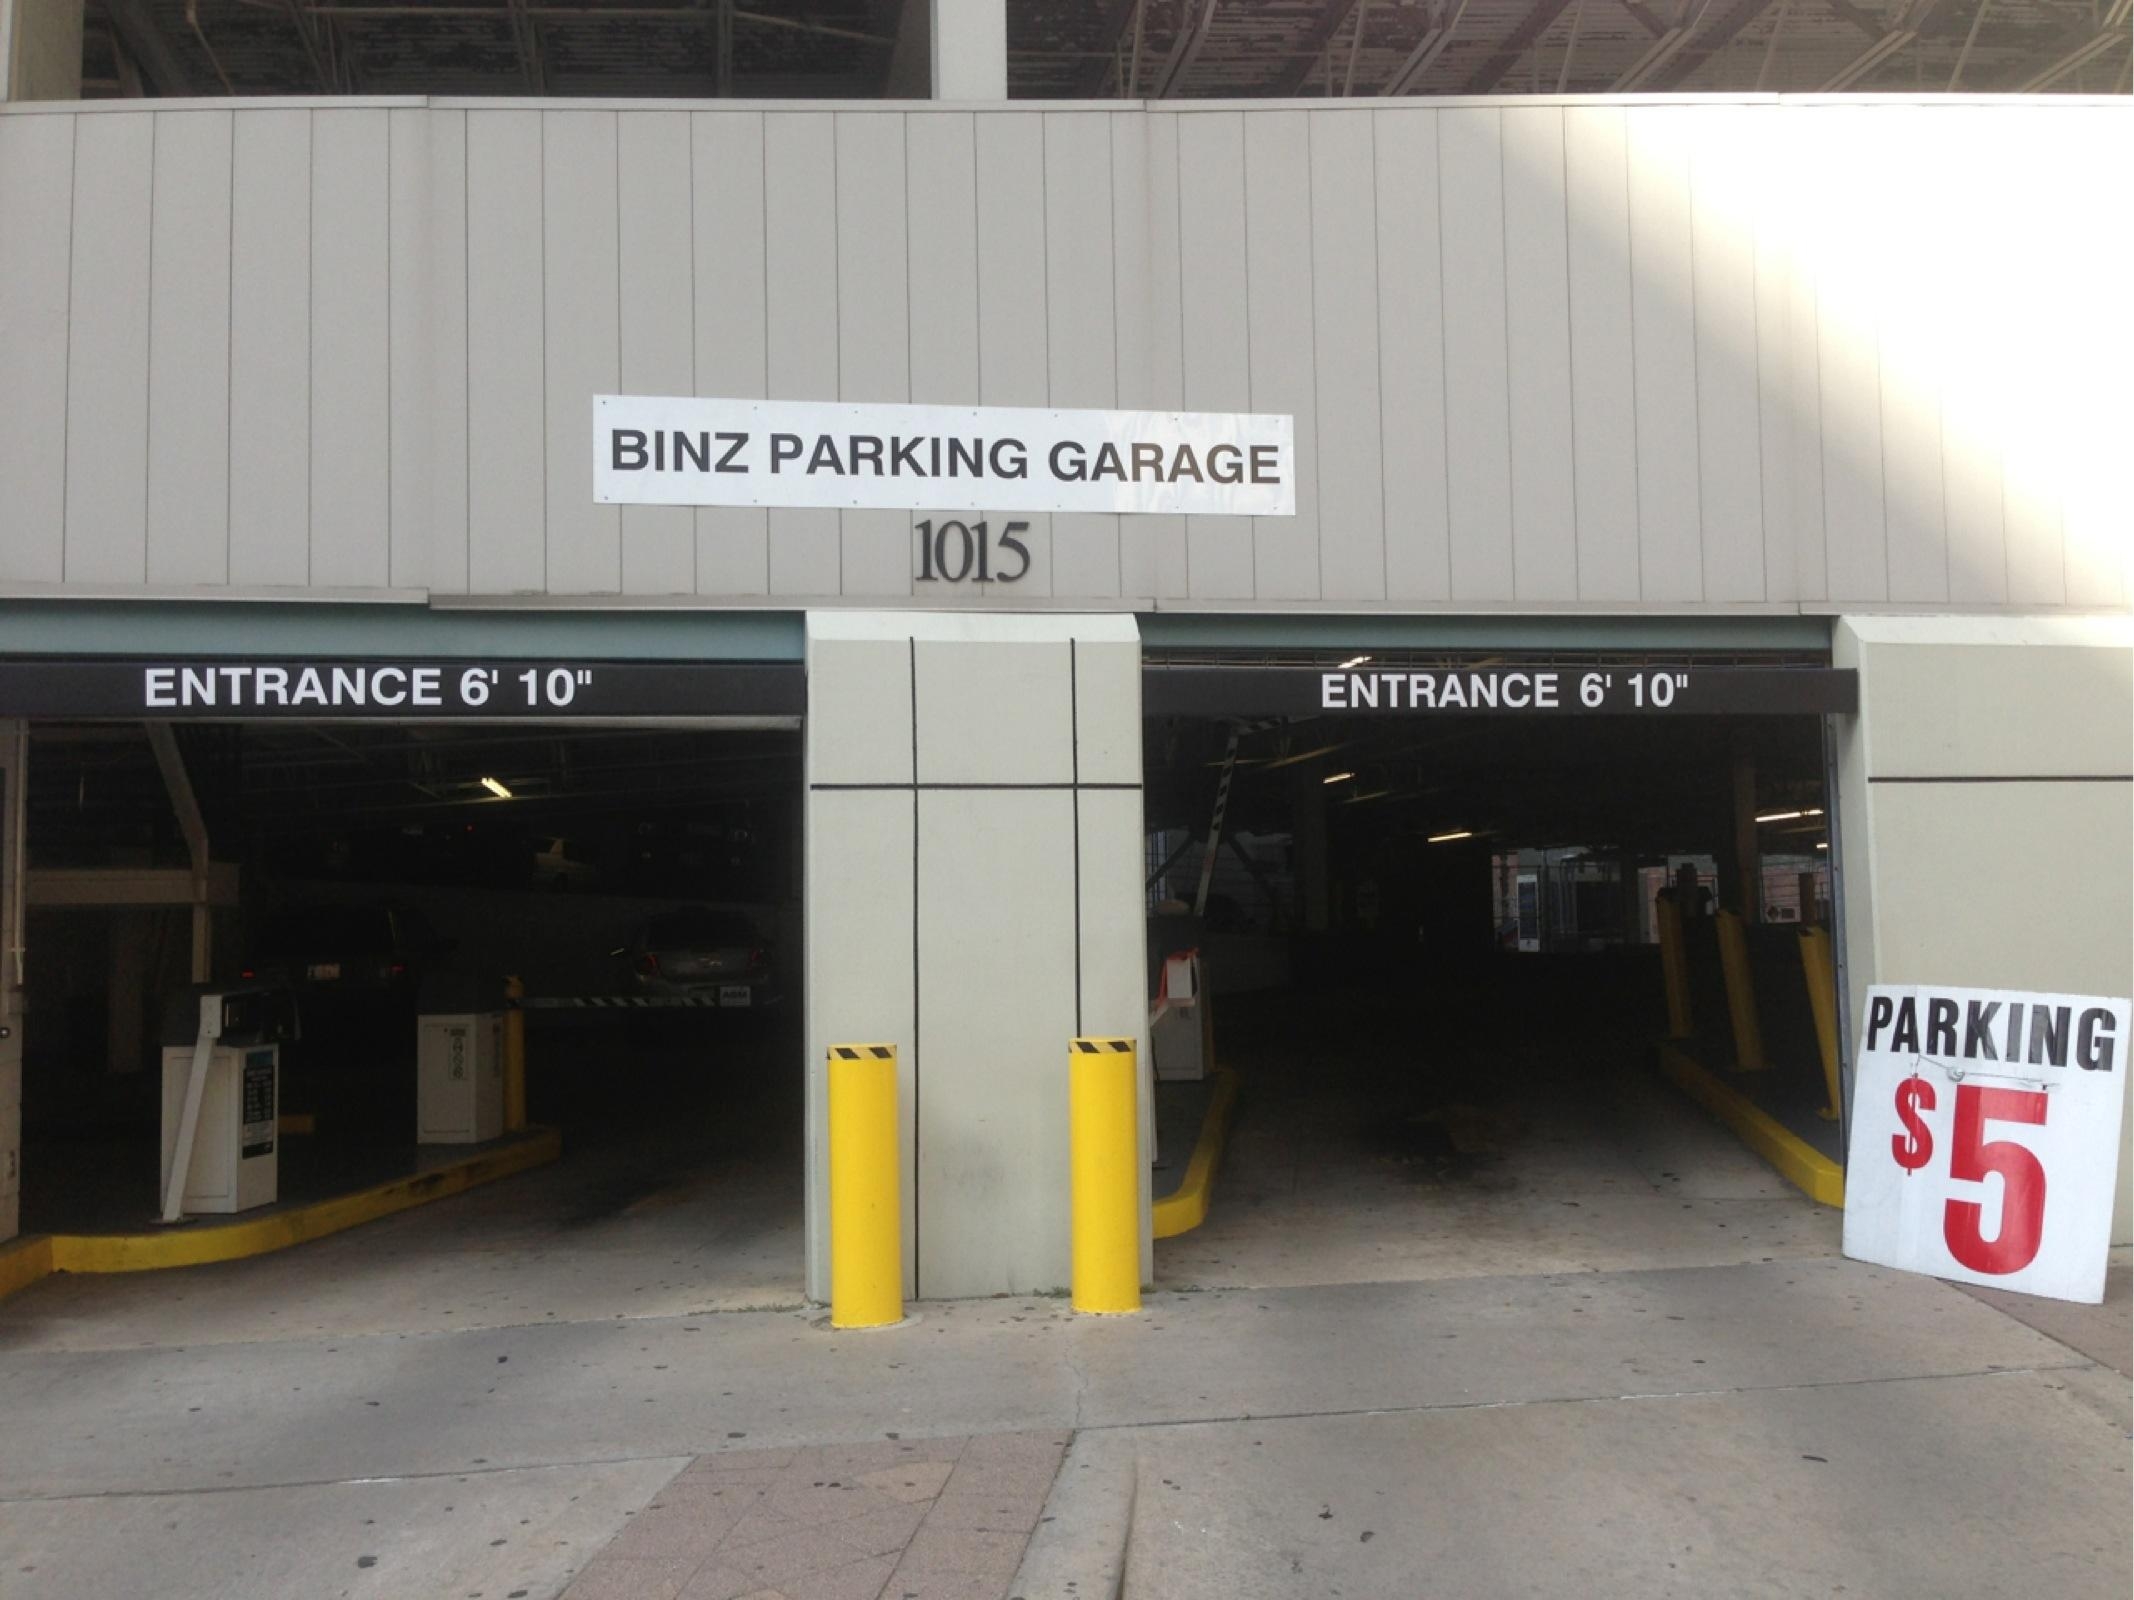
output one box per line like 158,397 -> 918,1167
916,519 -> 1032,585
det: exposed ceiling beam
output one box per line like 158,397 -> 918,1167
1612,0 -> 1718,87
1342,0 -> 1375,93
506,0 -> 547,91
1649,0 -> 1779,87
1611,23 -> 1684,84
281,0 -> 341,91
2013,4 -> 2131,89
1617,0 -> 1673,34
1943,0 -> 1989,88
1269,0 -> 1361,95
1815,0 -> 1945,88
100,0 -> 197,95
1554,0 -> 1588,89
1076,0 -> 1143,95
1459,0 -> 1576,92
1821,0 -> 1889,40
1156,0 -> 1221,97
1380,0 -> 1470,93
1817,25 -> 1910,84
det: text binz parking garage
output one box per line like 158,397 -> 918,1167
607,429 -> 1282,487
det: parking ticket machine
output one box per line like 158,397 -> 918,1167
159,983 -> 299,1221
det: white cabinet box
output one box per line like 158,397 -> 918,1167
417,1013 -> 504,1144
160,1044 -> 279,1214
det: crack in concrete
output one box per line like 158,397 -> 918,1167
0,1452 -> 701,1506
0,1359 -> 2099,1508
1072,1357 -> 2103,1436
1065,1337 -> 1093,1430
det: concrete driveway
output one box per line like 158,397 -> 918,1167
0,1017 -> 2125,1600
1,1250 -> 2125,1599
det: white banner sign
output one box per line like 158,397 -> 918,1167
1843,984 -> 2128,1303
592,396 -> 1295,517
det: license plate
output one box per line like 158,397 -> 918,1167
307,963 -> 341,981
719,985 -> 751,1007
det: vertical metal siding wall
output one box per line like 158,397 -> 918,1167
0,97 -> 2126,610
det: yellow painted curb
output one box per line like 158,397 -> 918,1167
1152,1068 -> 1239,1240
0,1128 -> 562,1292
1657,1044 -> 1845,1208
0,1235 -> 54,1301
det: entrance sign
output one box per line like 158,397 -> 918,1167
1141,664 -> 1857,718
593,396 -> 1296,517
1843,984 -> 2128,1304
0,660 -> 803,720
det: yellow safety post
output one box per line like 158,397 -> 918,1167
1799,926 -> 1843,1121
829,1043 -> 903,1329
1715,910 -> 1767,1074
503,975 -> 528,1133
1655,896 -> 1693,1041
1070,1037 -> 1142,1315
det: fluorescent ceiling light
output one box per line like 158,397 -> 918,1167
1263,742 -> 1349,772
1804,808 -> 1825,817
1323,770 -> 1356,784
1427,830 -> 1473,843
1755,810 -> 1803,823
1337,654 -> 1371,669
479,776 -> 513,800
1816,842 -> 1829,851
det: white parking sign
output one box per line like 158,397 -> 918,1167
1843,985 -> 2128,1304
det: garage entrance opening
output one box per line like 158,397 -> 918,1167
17,715 -> 805,1313
1142,651 -> 1850,1291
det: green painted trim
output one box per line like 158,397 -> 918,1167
0,601 -> 805,661
0,603 -> 1828,664
1140,613 -> 1833,653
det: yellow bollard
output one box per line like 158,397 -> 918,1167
1070,1037 -> 1142,1315
503,975 -> 528,1133
1799,926 -> 1843,1121
1715,910 -> 1767,1074
1655,896 -> 1693,1041
829,1044 -> 903,1329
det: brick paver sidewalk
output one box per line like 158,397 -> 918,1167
560,1431 -> 1068,1600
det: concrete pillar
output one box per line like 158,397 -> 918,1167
1,0 -> 83,101
105,909 -> 152,1075
1731,729 -> 1761,922
930,0 -> 1005,99
1617,849 -> 1641,945
1833,615 -> 2133,1245
803,613 -> 1147,1302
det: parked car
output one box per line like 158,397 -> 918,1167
613,907 -> 776,1009
531,835 -> 601,891
240,904 -> 450,1022
239,904 -> 453,1133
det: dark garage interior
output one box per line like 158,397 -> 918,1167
17,718 -> 804,1264
1139,650 -> 1840,1285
